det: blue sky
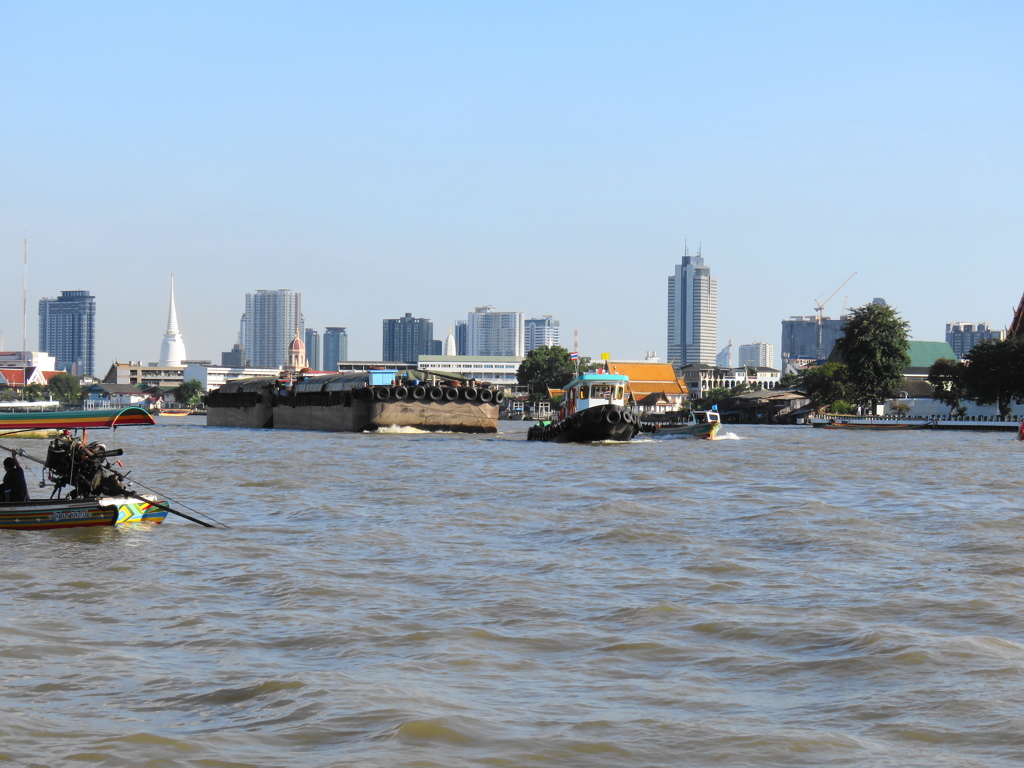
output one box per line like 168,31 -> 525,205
2,2 -> 1022,370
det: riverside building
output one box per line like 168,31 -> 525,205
243,289 -> 303,369
667,245 -> 718,367
524,316 -> 560,352
323,327 -> 348,371
945,322 -> 1005,359
383,313 -> 435,364
38,289 -> 96,376
466,307 -> 524,357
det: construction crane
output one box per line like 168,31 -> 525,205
814,272 -> 856,359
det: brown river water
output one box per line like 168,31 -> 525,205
2,418 -> 1024,767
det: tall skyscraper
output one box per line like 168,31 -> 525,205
38,290 -> 96,376
382,313 -> 434,363
159,275 -> 187,367
243,289 -> 303,369
323,327 -> 348,371
304,328 -> 321,370
738,342 -> 774,367
945,322 -> 1005,359
667,245 -> 718,367
466,306 -> 524,356
524,316 -> 560,353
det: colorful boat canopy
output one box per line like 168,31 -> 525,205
0,407 -> 156,431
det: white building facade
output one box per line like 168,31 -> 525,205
524,316 -> 560,353
466,306 -> 524,357
738,342 -> 774,368
417,355 -> 523,389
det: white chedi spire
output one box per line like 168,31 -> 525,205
159,274 -> 187,366
444,328 -> 456,355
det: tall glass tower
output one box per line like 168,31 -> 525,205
323,327 -> 348,371
38,290 -> 96,376
382,313 -> 434,363
667,245 -> 718,367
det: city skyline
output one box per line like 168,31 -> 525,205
7,276 -> 1021,373
3,4 -> 1021,368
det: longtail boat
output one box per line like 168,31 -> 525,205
646,409 -> 722,440
0,407 -> 170,531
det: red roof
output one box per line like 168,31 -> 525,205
0,369 -> 25,386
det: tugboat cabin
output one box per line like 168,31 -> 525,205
564,373 -> 629,416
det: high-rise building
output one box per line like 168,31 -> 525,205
159,275 -> 187,367
716,339 -> 733,368
304,328 -> 321,370
243,289 -> 303,369
667,245 -> 718,367
945,322 -> 1005,359
466,306 -> 524,356
323,327 -> 348,371
738,342 -> 774,368
780,315 -> 846,362
454,321 -> 468,356
221,343 -> 245,367
38,290 -> 96,376
524,316 -> 560,353
382,313 -> 434,363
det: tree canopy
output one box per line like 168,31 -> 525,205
174,379 -> 204,407
960,336 -> 1024,418
833,302 -> 910,410
798,362 -> 852,412
926,357 -> 967,415
928,338 -> 1024,418
48,372 -> 82,404
516,345 -> 592,398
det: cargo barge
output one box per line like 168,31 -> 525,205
206,370 -> 502,434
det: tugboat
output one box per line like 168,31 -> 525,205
527,372 -> 640,443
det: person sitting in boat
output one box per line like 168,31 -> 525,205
1,452 -> 30,503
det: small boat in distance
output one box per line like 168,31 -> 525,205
527,372 -> 640,443
647,409 -> 721,440
0,407 -> 170,531
156,408 -> 193,417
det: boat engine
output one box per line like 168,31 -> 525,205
44,434 -> 127,498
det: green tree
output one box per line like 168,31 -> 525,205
174,379 -> 204,408
959,336 -> 1024,418
927,357 -> 967,415
47,372 -> 82,404
833,302 -> 911,410
24,383 -> 47,401
888,400 -> 911,417
516,346 -> 592,398
798,362 -> 852,412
